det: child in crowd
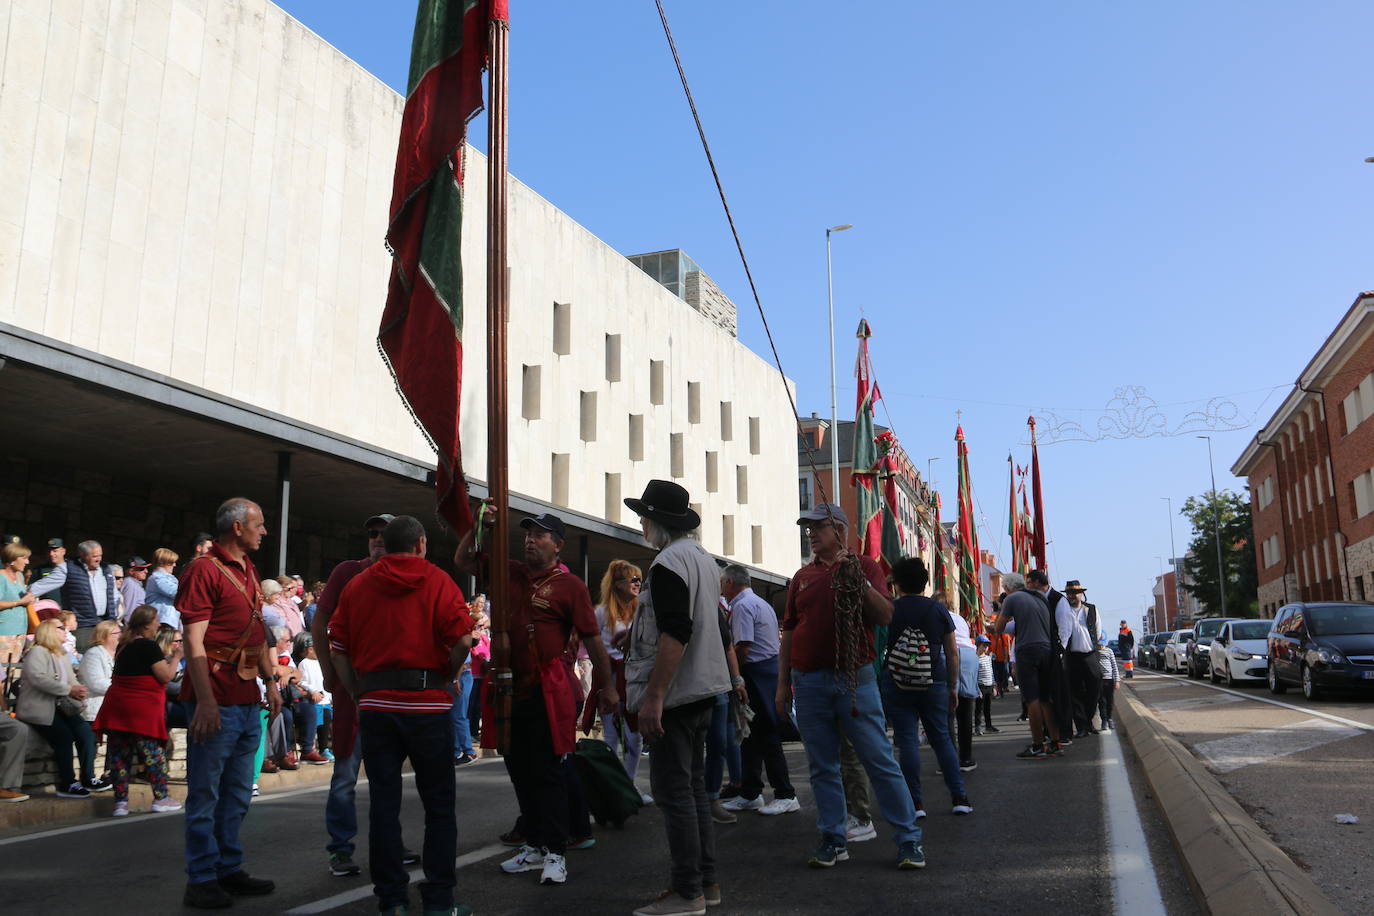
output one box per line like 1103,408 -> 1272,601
1096,636 -> 1120,731
973,636 -> 999,735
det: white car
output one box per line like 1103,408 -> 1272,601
1163,629 -> 1194,673
1209,619 -> 1271,685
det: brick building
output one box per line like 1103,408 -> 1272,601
1232,292 -> 1374,616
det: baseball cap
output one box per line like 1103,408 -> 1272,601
127,556 -> 150,569
364,513 -> 396,529
797,503 -> 849,528
47,537 -> 64,549
976,635 -> 991,644
520,513 -> 567,540
2,534 -> 20,546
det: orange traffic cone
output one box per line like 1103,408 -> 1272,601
1123,658 -> 1134,679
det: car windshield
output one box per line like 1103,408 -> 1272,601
1305,605 -> 1374,637
1230,621 -> 1271,640
1154,633 -> 1172,644
1195,619 -> 1227,638
1176,630 -> 1194,641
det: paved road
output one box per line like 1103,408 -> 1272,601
1,697 -> 1198,915
1124,670 -> 1374,914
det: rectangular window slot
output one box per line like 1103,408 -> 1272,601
629,414 -> 645,461
650,360 -> 665,405
720,401 -> 733,440
605,473 -> 621,523
749,417 -> 761,455
752,525 -> 763,564
605,334 -> 622,382
706,451 -> 719,492
521,365 -> 542,421
688,381 -> 701,424
553,302 -> 571,355
551,453 -> 570,506
722,514 -> 735,556
580,391 -> 597,442
736,465 -> 748,503
671,433 -> 684,478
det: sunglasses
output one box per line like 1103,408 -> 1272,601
803,522 -> 834,534
366,529 -> 386,539
617,576 -> 642,585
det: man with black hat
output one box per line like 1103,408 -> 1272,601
122,556 -> 150,615
622,480 -> 732,916
1059,581 -> 1102,739
456,506 -> 616,889
34,538 -> 67,607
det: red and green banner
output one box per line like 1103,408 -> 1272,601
1029,415 -> 1047,571
853,319 -> 888,570
956,425 -> 985,635
380,0 -> 507,536
1007,454 -> 1021,574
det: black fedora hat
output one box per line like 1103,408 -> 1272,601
625,479 -> 700,530
1064,579 -> 1087,593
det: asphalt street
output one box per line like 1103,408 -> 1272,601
1125,670 -> 1374,915
1,696 -> 1199,915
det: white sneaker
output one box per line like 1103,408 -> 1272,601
721,795 -> 764,812
151,797 -> 183,813
540,852 -> 567,885
914,805 -> 927,820
640,793 -> 655,805
500,845 -> 546,874
111,801 -> 129,818
759,796 -> 801,816
845,815 -> 877,842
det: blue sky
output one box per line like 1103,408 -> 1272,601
278,0 -> 1373,621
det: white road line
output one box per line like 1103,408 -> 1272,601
1100,726 -> 1168,916
1193,718 -> 1363,773
1151,694 -> 1243,713
284,843 -> 506,914
1126,678 -> 1188,691
1129,672 -> 1374,733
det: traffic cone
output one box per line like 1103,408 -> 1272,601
1123,658 -> 1134,679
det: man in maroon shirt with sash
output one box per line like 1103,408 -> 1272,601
178,498 -> 283,909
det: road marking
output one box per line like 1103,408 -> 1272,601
284,843 -> 506,914
1151,694 -> 1244,713
1129,672 -> 1374,733
1127,678 -> 1188,691
1193,718 -> 1363,773
1100,726 -> 1168,916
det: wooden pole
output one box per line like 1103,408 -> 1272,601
485,13 -> 512,753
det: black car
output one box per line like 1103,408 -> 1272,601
1139,631 -> 1172,670
1267,602 -> 1374,700
1186,617 -> 1238,679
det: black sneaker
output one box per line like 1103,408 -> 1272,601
807,841 -> 849,868
719,782 -> 742,800
959,761 -> 977,772
952,796 -> 974,815
1016,744 -> 1047,759
896,841 -> 926,870
454,753 -> 476,767
499,828 -> 525,846
183,880 -> 232,909
1058,737 -> 1073,747
985,725 -> 1001,733
402,848 -> 420,866
84,777 -> 112,793
56,782 -> 91,799
328,852 -> 361,877
1047,741 -> 1066,757
217,871 -> 275,896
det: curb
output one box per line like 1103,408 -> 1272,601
1116,686 -> 1342,916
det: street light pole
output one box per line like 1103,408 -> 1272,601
825,224 -> 852,504
1162,496 -> 1182,617
1197,436 -> 1228,615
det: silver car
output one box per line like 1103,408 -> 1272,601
1209,619 -> 1271,685
1163,629 -> 1194,674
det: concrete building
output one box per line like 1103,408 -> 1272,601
0,0 -> 799,588
1232,291 -> 1374,616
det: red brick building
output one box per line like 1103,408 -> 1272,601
1232,292 -> 1374,616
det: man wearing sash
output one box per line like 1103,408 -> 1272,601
177,498 -> 282,909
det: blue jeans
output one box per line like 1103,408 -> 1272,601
183,702 -> 262,883
704,692 -> 741,799
448,669 -> 474,756
792,667 -> 920,847
325,737 -> 364,855
360,709 -> 457,910
880,675 -> 965,803
289,697 -> 319,752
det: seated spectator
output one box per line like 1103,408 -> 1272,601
274,576 -> 307,638
78,619 -> 121,721
0,542 -> 35,688
17,619 -> 108,798
58,611 -> 80,664
95,605 -> 184,816
0,713 -> 31,802
291,633 -> 330,764
261,579 -> 292,631
144,548 -> 180,629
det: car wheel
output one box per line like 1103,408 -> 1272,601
1302,664 -> 1323,701
1268,663 -> 1287,694
1209,664 -> 1220,684
1225,666 -> 1236,688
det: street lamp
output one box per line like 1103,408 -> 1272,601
825,224 -> 853,504
1197,436 -> 1228,615
926,456 -> 941,493
1162,496 -> 1183,617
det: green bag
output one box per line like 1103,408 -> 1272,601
573,737 -> 643,828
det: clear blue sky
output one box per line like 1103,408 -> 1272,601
279,0 -> 1373,622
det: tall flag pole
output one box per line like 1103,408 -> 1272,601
1018,468 -> 1033,575
1029,415 -> 1048,571
956,425 -> 985,635
852,319 -> 889,570
1006,454 -> 1019,576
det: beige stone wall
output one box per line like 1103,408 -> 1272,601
1345,533 -> 1374,601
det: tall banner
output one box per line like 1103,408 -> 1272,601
956,425 -> 985,635
1029,415 -> 1047,571
380,0 -> 507,536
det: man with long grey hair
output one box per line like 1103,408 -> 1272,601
623,480 -> 731,916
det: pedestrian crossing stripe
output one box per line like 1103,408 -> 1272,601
1192,718 -> 1363,774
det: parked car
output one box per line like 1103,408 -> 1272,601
1143,631 -> 1172,670
1163,629 -> 1194,673
1187,617 -> 1239,679
1268,602 -> 1374,700
1138,632 -> 1166,669
1209,619 -> 1272,685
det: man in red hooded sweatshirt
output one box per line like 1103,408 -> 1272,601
329,516 -> 475,916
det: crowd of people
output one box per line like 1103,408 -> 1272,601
0,485 -> 1123,916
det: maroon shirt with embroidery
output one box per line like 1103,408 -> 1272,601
782,554 -> 888,673
506,561 -> 599,683
176,543 -> 268,706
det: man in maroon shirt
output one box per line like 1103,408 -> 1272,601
178,498 -> 283,909
330,515 -> 476,916
457,508 -> 617,888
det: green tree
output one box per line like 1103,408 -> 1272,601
1180,490 -> 1259,618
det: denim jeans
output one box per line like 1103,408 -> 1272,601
600,706 -> 641,780
360,709 -> 457,911
704,693 -> 741,799
183,702 -> 261,883
290,697 -> 319,752
792,667 -> 920,847
448,669 -> 474,756
880,675 -> 965,803
30,712 -> 95,787
741,656 -> 794,801
325,737 -> 364,855
648,701 -> 716,900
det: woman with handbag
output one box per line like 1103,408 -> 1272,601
18,618 -> 108,798
96,604 -> 184,816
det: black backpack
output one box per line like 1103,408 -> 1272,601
887,625 -> 934,691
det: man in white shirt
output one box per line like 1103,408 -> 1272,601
1059,581 -> 1101,739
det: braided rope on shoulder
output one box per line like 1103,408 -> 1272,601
832,553 -> 867,715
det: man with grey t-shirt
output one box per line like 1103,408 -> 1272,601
993,572 -> 1063,759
